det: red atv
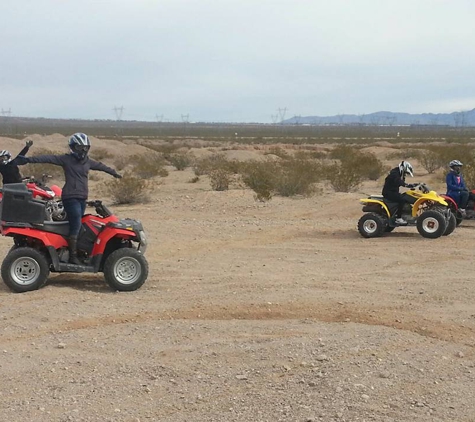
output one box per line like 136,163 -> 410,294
441,189 -> 475,226
0,174 -> 66,221
0,183 -> 148,293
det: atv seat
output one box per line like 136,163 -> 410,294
32,221 -> 70,237
368,195 -> 384,200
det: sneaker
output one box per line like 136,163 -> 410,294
395,217 -> 407,224
460,208 -> 466,216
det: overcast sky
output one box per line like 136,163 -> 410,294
1,0 -> 475,123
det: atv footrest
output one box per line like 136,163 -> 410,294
58,263 -> 95,273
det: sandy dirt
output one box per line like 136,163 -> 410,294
0,136 -> 474,421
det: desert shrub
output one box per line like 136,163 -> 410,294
209,169 -> 232,191
356,152 -> 385,181
90,147 -> 113,161
274,159 -> 320,197
193,154 -> 240,176
264,146 -> 290,159
329,145 -> 358,160
167,152 -> 192,170
294,150 -> 327,160
104,172 -> 150,204
114,155 -> 129,171
241,160 -> 279,201
416,149 -> 445,174
327,159 -> 365,192
142,143 -> 181,154
131,153 -> 168,179
189,176 -> 200,183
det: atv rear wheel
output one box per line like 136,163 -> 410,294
103,248 -> 148,291
443,212 -> 457,236
455,210 -> 463,226
417,210 -> 447,239
357,213 -> 387,238
1,247 -> 50,293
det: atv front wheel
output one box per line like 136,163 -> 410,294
103,248 -> 148,291
1,247 -> 50,293
357,213 -> 387,238
417,210 -> 447,239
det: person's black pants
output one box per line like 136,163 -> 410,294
383,192 -> 409,218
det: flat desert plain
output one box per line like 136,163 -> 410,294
0,135 -> 474,422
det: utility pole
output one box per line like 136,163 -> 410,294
181,114 -> 189,134
278,107 -> 287,124
155,114 -> 164,136
1,108 -> 13,134
113,106 -> 124,138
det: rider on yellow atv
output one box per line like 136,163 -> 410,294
382,161 -> 416,225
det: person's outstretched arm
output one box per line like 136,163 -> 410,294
89,159 -> 122,178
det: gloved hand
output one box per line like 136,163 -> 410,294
25,140 -> 33,147
113,173 -> 122,179
15,155 -> 30,165
406,183 -> 417,188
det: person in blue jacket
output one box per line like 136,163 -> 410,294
16,133 -> 122,265
446,160 -> 469,215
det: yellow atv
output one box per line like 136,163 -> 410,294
358,183 -> 456,239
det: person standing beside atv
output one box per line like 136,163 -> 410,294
0,140 -> 33,185
382,161 -> 415,224
16,133 -> 122,265
446,160 -> 470,215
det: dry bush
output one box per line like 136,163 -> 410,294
241,160 -> 279,201
193,154 -> 241,176
416,149 -> 445,174
167,152 -> 192,171
142,143 -> 181,154
327,160 -> 365,192
294,150 -> 327,160
264,146 -> 290,159
114,155 -> 129,171
90,147 -> 113,161
104,172 -> 151,204
131,153 -> 168,179
274,159 -> 320,197
209,169 -> 232,191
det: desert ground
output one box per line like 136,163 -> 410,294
0,134 -> 474,422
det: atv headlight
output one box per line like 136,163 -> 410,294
138,230 -> 147,254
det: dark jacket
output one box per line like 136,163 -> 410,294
446,170 -> 467,204
0,145 -> 30,185
382,167 -> 406,196
26,154 -> 119,200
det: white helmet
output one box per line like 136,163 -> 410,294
449,159 -> 463,168
0,150 -> 12,165
68,133 -> 91,160
399,161 -> 413,177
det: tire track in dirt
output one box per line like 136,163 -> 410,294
2,301 -> 474,349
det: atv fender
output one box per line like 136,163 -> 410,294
91,226 -> 138,256
359,199 -> 390,218
412,197 -> 448,217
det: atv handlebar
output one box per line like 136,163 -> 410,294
87,200 -> 113,218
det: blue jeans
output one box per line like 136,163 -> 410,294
63,198 -> 86,237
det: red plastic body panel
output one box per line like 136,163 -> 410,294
0,226 -> 67,248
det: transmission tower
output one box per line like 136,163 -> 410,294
1,108 -> 13,134
278,107 -> 287,124
113,106 -> 124,121
271,114 -> 279,124
113,106 -> 124,138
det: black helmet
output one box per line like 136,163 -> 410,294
68,133 -> 91,160
0,150 -> 12,165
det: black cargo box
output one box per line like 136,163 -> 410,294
0,183 -> 46,224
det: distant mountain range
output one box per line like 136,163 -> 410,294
283,109 -> 475,126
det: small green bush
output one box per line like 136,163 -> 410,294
327,160 -> 365,192
131,153 -> 168,179
241,160 -> 278,201
416,149 -> 445,174
167,152 -> 192,170
104,172 -> 150,204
